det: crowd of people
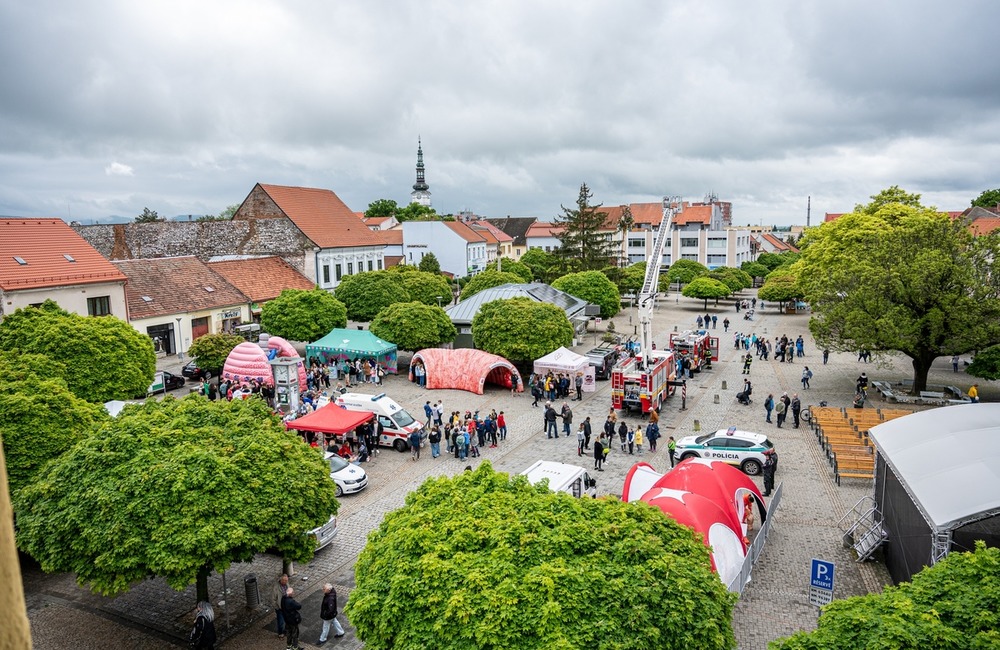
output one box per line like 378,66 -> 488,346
528,370 -> 585,404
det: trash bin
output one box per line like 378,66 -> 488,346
244,574 -> 260,609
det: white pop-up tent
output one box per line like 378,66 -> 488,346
533,346 -> 596,393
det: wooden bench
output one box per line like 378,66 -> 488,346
826,443 -> 872,464
833,453 -> 875,485
822,432 -> 866,450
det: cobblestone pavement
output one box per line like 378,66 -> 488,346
23,292 -> 988,649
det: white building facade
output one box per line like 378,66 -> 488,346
401,221 -> 487,277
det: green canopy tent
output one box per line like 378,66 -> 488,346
306,328 -> 398,374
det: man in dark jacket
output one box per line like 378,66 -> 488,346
593,438 -> 605,471
790,394 -> 802,429
582,416 -> 592,450
762,449 -> 777,496
318,583 -> 345,644
282,586 -> 303,650
543,403 -> 557,438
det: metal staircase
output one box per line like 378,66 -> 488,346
838,496 -> 888,561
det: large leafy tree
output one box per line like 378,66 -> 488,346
553,183 -> 617,271
365,198 -> 399,220
707,267 -> 753,293
335,271 -> 411,322
346,463 -> 736,650
369,302 -> 457,351
617,261 -> 647,295
741,261 -> 770,282
758,270 -> 803,309
473,297 -> 574,362
396,203 -> 439,222
520,248 -> 561,283
400,270 -> 453,307
134,207 -> 163,223
460,270 -> 524,300
485,258 -> 533,283
755,252 -> 797,273
15,396 -> 339,602
966,345 -> 1000,381
0,352 -> 106,497
972,188 -> 1000,209
771,542 -> 1000,650
682,276 -> 731,309
0,301 -> 155,403
186,333 -> 244,372
797,188 -> 1000,393
665,259 -> 709,288
417,252 -> 441,274
260,288 -> 347,342
552,270 -> 621,318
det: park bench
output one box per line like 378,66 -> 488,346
822,431 -> 866,452
832,452 -> 876,485
826,443 -> 872,466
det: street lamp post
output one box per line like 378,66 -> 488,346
436,295 -> 443,308
175,317 -> 183,359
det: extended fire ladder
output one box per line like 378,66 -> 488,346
838,496 -> 888,561
637,197 -> 680,364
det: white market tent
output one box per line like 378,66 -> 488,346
868,403 -> 1000,583
533,346 -> 596,393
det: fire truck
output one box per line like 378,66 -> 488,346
669,329 -> 720,374
611,197 -> 681,415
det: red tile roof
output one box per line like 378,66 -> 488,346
253,184 -> 381,248
384,255 -> 404,268
760,232 -> 800,252
0,218 -> 127,291
207,257 -> 315,303
443,220 -> 486,243
376,228 -> 403,245
970,218 -> 1000,236
673,205 -> 712,225
526,222 -> 563,237
469,220 -> 513,242
113,256 -> 248,319
628,203 -> 665,226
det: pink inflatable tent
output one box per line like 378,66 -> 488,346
222,342 -> 274,386
409,348 -> 523,395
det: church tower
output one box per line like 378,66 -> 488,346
410,138 -> 432,207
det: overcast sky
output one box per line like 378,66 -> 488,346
1,1 -> 998,226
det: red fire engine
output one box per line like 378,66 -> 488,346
669,329 -> 720,373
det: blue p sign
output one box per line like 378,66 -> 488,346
810,558 -> 835,591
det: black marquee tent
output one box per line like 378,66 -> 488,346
869,403 -> 1000,584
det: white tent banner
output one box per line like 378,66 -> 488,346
533,346 -> 597,393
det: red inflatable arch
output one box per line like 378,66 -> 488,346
409,348 -> 524,395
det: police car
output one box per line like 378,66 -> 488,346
674,427 -> 774,475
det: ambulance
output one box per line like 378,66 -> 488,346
520,461 -> 595,498
333,392 -> 424,452
668,329 -> 720,373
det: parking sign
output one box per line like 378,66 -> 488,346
809,558 -> 835,606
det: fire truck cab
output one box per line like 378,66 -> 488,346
611,349 -> 676,414
669,329 -> 719,374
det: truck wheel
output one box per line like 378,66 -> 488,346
393,439 -> 408,453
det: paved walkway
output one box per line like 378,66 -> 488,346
23,291 -> 988,649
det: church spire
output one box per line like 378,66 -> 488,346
410,138 -> 432,207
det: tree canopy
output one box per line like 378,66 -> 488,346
134,207 -> 163,223
473,297 -> 574,362
485,258 -> 533,283
797,188 -> 1000,393
740,261 -> 770,281
0,301 -> 155,403
186,333 -> 244,372
707,267 -> 753,293
260,288 -> 347,342
460,270 -> 525,300
966,344 -> 1000,381
346,463 -> 736,650
972,188 -> 1000,209
365,198 -> 399,220
369,302 -> 457,351
417,252 -> 441,274
400,270 -> 454,307
552,270 -> 621,318
617,262 -> 647,295
520,248 -> 561,283
15,396 -> 339,601
682,276 -> 731,309
755,252 -> 797,273
335,272 -> 411,322
757,271 -> 803,307
665,259 -> 709,287
0,352 -> 107,498
771,542 -> 1000,650
553,183 -> 617,272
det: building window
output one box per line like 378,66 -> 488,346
347,262 -> 354,275
322,265 -> 331,284
367,260 -> 373,271
377,258 -> 383,270
708,238 -> 726,248
681,238 -> 698,247
335,264 -> 343,281
682,253 -> 699,260
708,255 -> 727,265
628,238 -> 645,248
87,296 -> 111,316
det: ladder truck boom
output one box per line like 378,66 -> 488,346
638,196 -> 681,364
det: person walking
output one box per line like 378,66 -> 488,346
574,372 -> 584,401
775,398 -> 787,428
281,586 -> 303,650
667,436 -> 677,467
510,371 -> 519,395
544,403 -> 558,439
952,355 -> 959,372
593,438 -> 605,471
497,411 -> 507,441
823,348 -> 830,365
802,366 -> 812,390
531,381 -> 542,407
723,317 -> 730,332
576,423 -> 586,456
318,583 -> 346,644
428,427 -> 441,458
618,421 -> 628,453
188,601 -> 217,649
742,353 -> 753,375
969,383 -> 980,403
408,428 -> 421,461
712,315 -> 718,329
560,402 -> 573,437
764,393 -> 774,423
791,394 -> 802,428
762,449 -> 777,496
582,416 -> 592,450
272,574 -> 289,638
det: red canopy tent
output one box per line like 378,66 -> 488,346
285,404 -> 373,435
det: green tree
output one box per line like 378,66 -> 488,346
335,271 -> 411,322
15,396 -> 339,602
369,302 -> 456,351
417,252 -> 441,274
855,185 -> 923,213
0,302 -> 155,403
260,288 -> 347,342
666,259 -> 709,288
195,203 -> 239,222
485,258 -> 533,283
364,199 -> 399,220
520,248 -> 561,283
396,203 -> 438,222
616,261 -> 647,295
186,333 -> 244,373
134,207 -> 163,223
740,261 -> 770,282
473,297 -> 574,362
797,189 -> 1000,393
682,277 -> 731,309
460,270 -> 524,301
553,183 -> 617,271
757,271 -> 803,310
552,270 -> 621,318
707,267 -> 753,293
755,251 -> 800,272
0,353 -> 107,498
972,188 -> 1000,209
966,344 -> 1000,381
771,542 -> 1000,650
401,270 -> 453,307
346,463 -> 736,650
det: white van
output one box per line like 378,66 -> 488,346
333,392 -> 424,452
520,461 -> 595,498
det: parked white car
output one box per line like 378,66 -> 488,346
674,428 -> 774,475
325,452 -> 369,497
